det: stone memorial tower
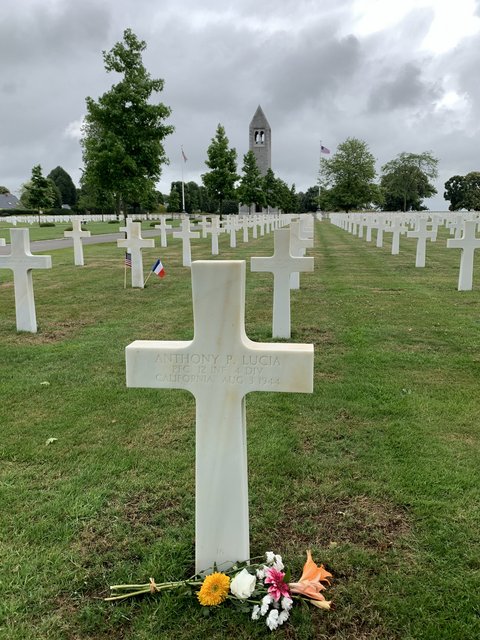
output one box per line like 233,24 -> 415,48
249,105 -> 271,176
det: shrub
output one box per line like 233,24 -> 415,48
39,222 -> 56,227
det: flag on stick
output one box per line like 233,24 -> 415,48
152,258 -> 166,278
181,147 -> 188,162
125,252 -> 132,268
320,145 -> 331,154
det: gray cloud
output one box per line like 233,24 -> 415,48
367,62 -> 441,112
0,0 -> 479,209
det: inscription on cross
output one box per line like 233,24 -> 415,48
0,228 -> 52,332
126,261 -> 313,573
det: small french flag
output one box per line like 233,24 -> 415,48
152,259 -> 165,278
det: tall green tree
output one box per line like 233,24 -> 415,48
463,172 -> 480,211
275,178 -> 298,213
47,166 -> 77,206
202,124 -> 238,213
262,168 -> 280,212
319,138 -> 377,212
81,28 -> 173,216
297,186 -> 320,212
20,165 -> 56,213
444,175 -> 467,211
167,187 -> 180,213
237,151 -> 264,213
381,152 -> 438,212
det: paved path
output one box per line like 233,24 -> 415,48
0,229 -> 170,255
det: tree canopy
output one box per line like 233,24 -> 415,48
380,152 -> 438,211
237,150 -> 264,213
47,166 -> 77,206
319,138 -> 377,212
20,165 -> 58,211
81,28 -> 173,215
202,124 -> 238,213
444,172 -> 480,211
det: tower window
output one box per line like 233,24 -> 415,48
254,130 -> 265,145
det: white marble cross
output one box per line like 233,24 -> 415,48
173,218 -> 200,267
388,216 -> 407,255
224,216 -> 238,248
199,215 -> 211,239
289,221 -> 314,290
64,217 -> 91,266
126,260 -> 313,573
119,218 -> 134,253
375,215 -> 386,248
117,222 -> 154,288
0,228 -> 52,332
251,229 -> 314,338
446,219 -> 480,290
242,217 -> 249,243
154,215 -> 172,248
207,216 -> 224,255
365,215 -> 375,242
407,217 -> 436,267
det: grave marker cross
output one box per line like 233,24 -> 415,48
289,221 -> 314,290
64,217 -> 91,266
154,215 -> 173,248
173,218 -> 200,267
446,219 -> 480,290
406,217 -> 436,267
117,222 -> 154,288
251,229 -> 314,338
0,228 -> 52,332
126,260 -> 313,573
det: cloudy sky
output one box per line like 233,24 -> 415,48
1,0 -> 479,209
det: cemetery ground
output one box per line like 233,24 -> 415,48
0,219 -> 179,244
0,221 -> 479,640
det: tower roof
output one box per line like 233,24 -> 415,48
250,105 -> 271,130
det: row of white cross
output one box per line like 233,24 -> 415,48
0,214 -> 315,335
330,211 -> 480,291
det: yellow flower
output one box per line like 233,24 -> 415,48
197,572 -> 230,606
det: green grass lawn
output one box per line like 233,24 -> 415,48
0,219 -> 181,243
0,221 -> 479,639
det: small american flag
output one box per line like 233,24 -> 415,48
321,145 -> 331,154
125,252 -> 132,268
181,146 -> 188,162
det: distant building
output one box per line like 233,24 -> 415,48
0,193 -> 20,210
249,105 -> 271,176
239,105 -> 274,214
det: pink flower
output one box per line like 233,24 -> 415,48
264,567 -> 290,601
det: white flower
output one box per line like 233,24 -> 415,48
260,594 -> 273,615
273,554 -> 284,571
251,605 -> 260,621
278,610 -> 289,626
256,566 -> 266,580
265,551 -> 275,563
266,609 -> 279,630
281,596 -> 293,611
230,568 -> 256,600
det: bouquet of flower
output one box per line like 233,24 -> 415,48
106,550 -> 333,631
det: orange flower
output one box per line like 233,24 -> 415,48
288,550 -> 333,602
